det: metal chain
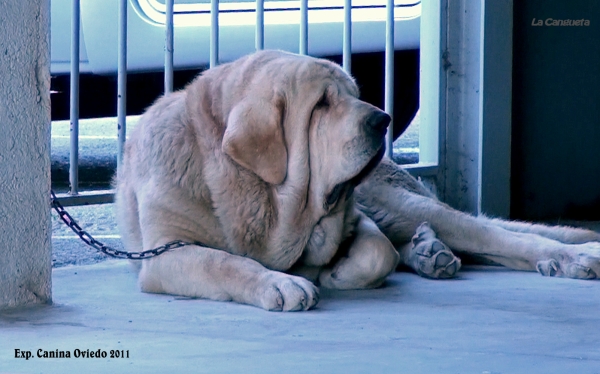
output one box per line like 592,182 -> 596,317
50,190 -> 198,260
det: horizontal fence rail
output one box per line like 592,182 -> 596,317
53,0 -> 424,206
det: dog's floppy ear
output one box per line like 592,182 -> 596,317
222,99 -> 287,185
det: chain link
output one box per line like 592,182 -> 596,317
50,190 -> 199,260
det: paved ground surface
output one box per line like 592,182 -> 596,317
2,263 -> 600,373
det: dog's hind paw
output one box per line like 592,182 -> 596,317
537,243 -> 600,280
536,259 -> 559,276
407,222 -> 461,279
565,263 -> 597,279
537,259 -> 597,279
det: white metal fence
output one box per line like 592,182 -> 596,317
55,0 -> 401,206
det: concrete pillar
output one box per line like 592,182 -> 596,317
0,0 -> 52,308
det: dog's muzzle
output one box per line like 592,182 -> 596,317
365,110 -> 391,138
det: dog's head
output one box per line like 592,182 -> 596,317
210,50 -> 389,267
220,50 -> 389,212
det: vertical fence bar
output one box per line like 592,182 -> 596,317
419,0 -> 442,167
384,0 -> 394,158
256,0 -> 264,50
210,0 -> 219,67
69,0 -> 80,195
117,0 -> 127,168
299,0 -> 308,55
342,0 -> 351,72
165,0 -> 174,93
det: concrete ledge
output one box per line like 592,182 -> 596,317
2,262 -> 600,373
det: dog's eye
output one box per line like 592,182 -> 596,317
315,92 -> 329,109
325,182 -> 345,209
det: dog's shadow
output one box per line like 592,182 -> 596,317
313,270 -> 474,312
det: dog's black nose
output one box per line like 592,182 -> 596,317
366,110 -> 391,133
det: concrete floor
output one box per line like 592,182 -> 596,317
2,262 -> 600,373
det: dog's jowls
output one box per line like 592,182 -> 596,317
115,50 -> 600,311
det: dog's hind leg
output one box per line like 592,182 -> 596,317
483,217 -> 600,244
354,159 -> 462,279
318,212 -> 400,289
356,159 -> 600,280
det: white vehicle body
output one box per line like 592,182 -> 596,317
50,0 -> 421,75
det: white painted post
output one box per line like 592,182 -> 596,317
384,0 -> 394,159
0,0 -> 52,309
419,0 -> 444,168
299,0 -> 308,55
210,0 -> 219,67
424,0 -> 512,217
165,0 -> 174,92
256,0 -> 264,51
117,0 -> 128,167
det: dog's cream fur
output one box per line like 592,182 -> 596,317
115,50 -> 600,311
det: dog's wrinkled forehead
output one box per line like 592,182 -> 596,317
244,50 -> 359,97
296,58 -> 359,95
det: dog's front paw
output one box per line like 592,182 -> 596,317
257,272 -> 319,312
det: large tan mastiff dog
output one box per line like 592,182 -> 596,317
115,50 -> 600,311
